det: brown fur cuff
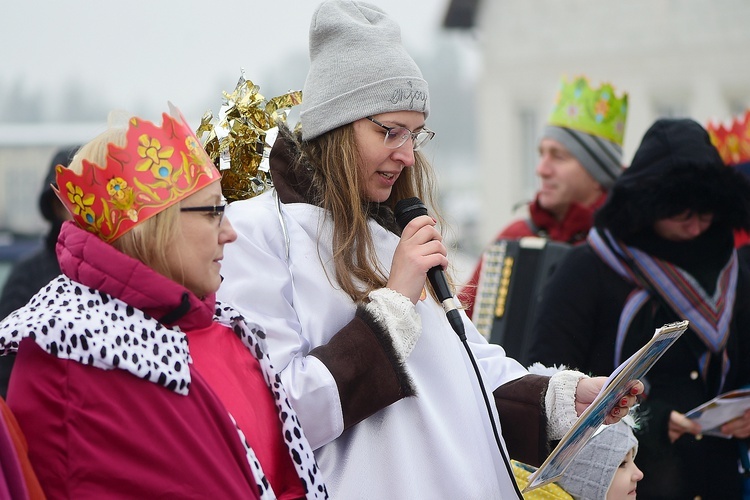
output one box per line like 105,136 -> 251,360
309,306 -> 416,431
493,374 -> 550,467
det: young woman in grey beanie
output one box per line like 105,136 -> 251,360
217,1 -> 641,498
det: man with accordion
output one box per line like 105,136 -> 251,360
459,76 -> 628,365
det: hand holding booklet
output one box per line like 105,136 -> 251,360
523,320 -> 690,492
685,388 -> 750,438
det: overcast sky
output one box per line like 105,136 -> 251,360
3,0 -> 451,122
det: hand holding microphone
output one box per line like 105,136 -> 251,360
394,197 -> 466,340
388,200 -> 447,304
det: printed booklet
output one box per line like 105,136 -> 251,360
524,320 -> 690,492
685,388 -> 750,438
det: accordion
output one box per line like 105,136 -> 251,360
473,237 -> 570,366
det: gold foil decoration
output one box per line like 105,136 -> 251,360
196,70 -> 302,203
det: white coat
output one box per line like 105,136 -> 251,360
219,190 -> 529,499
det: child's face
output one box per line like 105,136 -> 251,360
606,449 -> 643,499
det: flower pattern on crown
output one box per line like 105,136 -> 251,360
706,109 -> 750,166
55,107 -> 221,242
547,76 -> 629,146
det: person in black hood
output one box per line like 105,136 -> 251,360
528,118 -> 750,499
0,145 -> 78,396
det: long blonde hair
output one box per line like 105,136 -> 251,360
300,123 -> 448,303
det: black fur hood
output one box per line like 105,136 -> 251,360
595,118 -> 750,240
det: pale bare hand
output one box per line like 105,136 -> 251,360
719,408 -> 750,439
668,410 -> 701,443
575,377 -> 645,425
387,215 -> 448,304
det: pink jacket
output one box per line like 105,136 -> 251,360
2,222 -> 326,499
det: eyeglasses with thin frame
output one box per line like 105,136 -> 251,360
365,116 -> 435,151
180,203 -> 227,226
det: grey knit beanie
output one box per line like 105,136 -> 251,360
543,125 -> 623,190
557,420 -> 638,500
299,0 -> 430,140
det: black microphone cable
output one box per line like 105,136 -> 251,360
394,197 -> 524,499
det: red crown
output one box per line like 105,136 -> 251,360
706,109 -> 750,166
55,106 -> 221,242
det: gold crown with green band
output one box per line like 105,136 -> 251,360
547,76 -> 628,146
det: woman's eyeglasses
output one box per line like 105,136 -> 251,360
180,203 -> 226,226
365,116 -> 435,151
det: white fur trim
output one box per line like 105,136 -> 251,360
545,369 -> 587,440
526,362 -> 569,377
365,288 -> 421,361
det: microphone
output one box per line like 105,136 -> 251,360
394,197 -> 466,340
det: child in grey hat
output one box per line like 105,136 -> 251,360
513,418 -> 642,500
557,418 -> 642,499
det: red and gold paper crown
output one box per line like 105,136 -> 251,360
706,109 -> 750,166
547,76 -> 628,146
55,105 -> 221,242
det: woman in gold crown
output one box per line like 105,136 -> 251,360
0,107 -> 326,498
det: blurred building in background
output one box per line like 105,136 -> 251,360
2,0 -> 749,285
445,0 -> 750,246
0,124 -> 102,285
0,124 -> 101,235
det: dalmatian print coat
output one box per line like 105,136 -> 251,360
0,275 -> 327,499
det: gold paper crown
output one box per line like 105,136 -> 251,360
197,71 -> 302,203
55,105 -> 221,242
547,76 -> 628,146
706,109 -> 750,166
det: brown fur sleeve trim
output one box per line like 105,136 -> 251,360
493,374 -> 550,467
309,306 -> 416,430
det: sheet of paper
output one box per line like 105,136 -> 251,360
685,388 -> 750,438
